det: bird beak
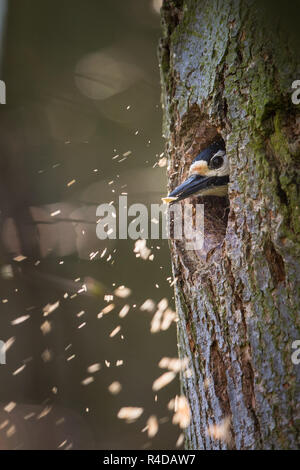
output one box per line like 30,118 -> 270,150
162,174 -> 228,203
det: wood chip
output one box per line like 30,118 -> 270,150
147,415 -> 159,438
117,407 -> 143,423
152,372 -> 176,391
108,381 -> 122,395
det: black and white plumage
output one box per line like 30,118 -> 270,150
163,139 -> 229,203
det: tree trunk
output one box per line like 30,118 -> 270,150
159,0 -> 300,450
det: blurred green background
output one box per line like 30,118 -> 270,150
0,0 -> 180,449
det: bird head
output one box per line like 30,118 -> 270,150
163,139 -> 229,203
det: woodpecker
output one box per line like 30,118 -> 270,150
163,139 -> 229,203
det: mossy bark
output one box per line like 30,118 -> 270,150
159,0 -> 300,449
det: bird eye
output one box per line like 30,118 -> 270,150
209,155 -> 224,169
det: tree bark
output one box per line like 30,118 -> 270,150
159,0 -> 300,449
